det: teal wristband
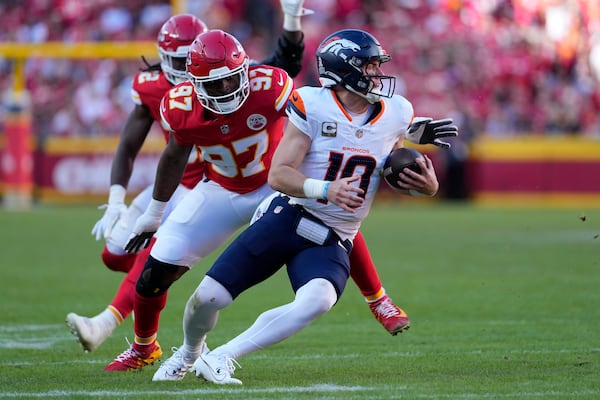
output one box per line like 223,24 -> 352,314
322,181 -> 330,200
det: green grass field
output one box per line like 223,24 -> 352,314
1,201 -> 599,399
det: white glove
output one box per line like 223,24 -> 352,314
280,0 -> 314,16
91,185 -> 127,241
124,199 -> 167,253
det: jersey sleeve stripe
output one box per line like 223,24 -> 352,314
274,75 -> 294,112
130,88 -> 142,105
159,100 -> 173,132
286,99 -> 306,121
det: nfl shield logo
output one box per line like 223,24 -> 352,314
220,125 -> 230,134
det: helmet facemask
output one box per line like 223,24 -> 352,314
344,55 -> 395,103
189,57 -> 250,114
159,46 -> 191,85
157,14 -> 208,85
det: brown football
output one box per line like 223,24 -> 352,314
382,148 -> 422,189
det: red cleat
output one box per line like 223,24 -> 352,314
369,295 -> 410,336
104,341 -> 163,372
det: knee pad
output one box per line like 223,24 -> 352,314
101,247 -> 136,273
136,256 -> 188,297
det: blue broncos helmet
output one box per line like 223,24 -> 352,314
316,29 -> 396,103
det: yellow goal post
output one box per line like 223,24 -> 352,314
0,41 -> 157,92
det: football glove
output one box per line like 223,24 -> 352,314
124,199 -> 167,253
280,0 -> 314,16
406,117 -> 458,149
91,185 -> 127,241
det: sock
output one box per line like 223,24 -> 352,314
349,230 -> 384,298
90,306 -> 121,331
101,246 -> 137,273
132,290 -> 167,347
109,243 -> 154,319
366,288 -> 386,304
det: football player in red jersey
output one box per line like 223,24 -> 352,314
103,28 -> 294,373
66,2 -> 309,353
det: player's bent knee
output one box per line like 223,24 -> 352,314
188,276 -> 233,312
295,278 -> 337,317
136,256 -> 188,297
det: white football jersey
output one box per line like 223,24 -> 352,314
286,87 -> 414,240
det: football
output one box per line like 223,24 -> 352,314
382,147 -> 423,190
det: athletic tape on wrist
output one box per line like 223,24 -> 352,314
303,178 -> 328,200
108,184 -> 126,204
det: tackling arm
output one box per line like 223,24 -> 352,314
91,103 -> 154,240
123,133 -> 192,253
259,32 -> 304,78
110,104 -> 155,187
259,0 -> 313,78
152,133 -> 192,201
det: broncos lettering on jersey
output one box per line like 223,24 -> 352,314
160,65 -> 293,194
285,86 -> 414,240
131,70 -> 204,189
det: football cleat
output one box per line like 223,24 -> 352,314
193,353 -> 242,385
369,295 -> 410,335
152,347 -> 197,381
104,341 -> 162,372
65,312 -> 113,352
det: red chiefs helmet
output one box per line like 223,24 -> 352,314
186,29 -> 250,114
157,14 -> 208,85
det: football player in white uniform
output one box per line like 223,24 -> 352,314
165,29 -> 442,385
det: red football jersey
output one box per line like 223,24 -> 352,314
160,65 -> 294,194
131,70 -> 205,189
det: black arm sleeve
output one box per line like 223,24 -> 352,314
259,33 -> 305,78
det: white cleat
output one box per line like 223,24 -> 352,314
65,312 -> 112,352
153,347 -> 196,381
193,353 -> 242,385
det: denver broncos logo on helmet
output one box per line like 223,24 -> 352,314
318,37 -> 361,56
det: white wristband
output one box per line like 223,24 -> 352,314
283,14 -> 301,31
146,198 -> 168,218
303,178 -> 329,200
108,184 -> 126,205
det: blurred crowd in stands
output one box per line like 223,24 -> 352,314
1,0 -> 600,141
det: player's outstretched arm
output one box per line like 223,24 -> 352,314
91,104 -> 154,240
259,0 -> 314,77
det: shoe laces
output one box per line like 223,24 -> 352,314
113,346 -> 138,363
373,298 -> 402,319
212,354 -> 241,374
115,337 -> 155,361
169,347 -> 192,363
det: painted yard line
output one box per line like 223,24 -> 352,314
1,384 -> 377,398
0,388 -> 599,399
1,347 -> 598,367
